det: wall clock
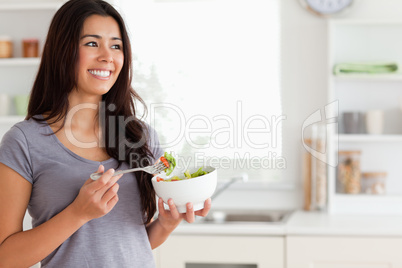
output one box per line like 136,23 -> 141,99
299,0 -> 354,16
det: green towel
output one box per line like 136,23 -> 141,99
333,62 -> 398,75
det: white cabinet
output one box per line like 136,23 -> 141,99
287,236 -> 402,268
327,20 -> 402,214
157,235 -> 284,268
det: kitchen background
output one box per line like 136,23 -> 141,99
2,0 -> 402,267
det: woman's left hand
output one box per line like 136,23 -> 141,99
157,197 -> 211,231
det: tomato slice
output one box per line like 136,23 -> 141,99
156,176 -> 164,182
160,156 -> 170,168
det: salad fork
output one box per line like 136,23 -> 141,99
90,161 -> 168,180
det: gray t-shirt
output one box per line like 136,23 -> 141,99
0,116 -> 164,268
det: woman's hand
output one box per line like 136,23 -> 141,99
147,198 -> 211,249
69,165 -> 122,223
156,197 -> 212,232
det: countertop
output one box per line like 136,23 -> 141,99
286,210 -> 402,237
173,210 -> 402,237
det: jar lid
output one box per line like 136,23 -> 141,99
338,150 -> 361,155
362,172 -> 387,178
22,38 -> 39,43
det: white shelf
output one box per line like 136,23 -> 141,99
0,2 -> 62,11
327,19 -> 402,215
0,116 -> 25,124
333,73 -> 402,82
329,19 -> 402,26
0,58 -> 40,67
337,134 -> 402,143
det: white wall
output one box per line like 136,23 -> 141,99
280,0 -> 328,202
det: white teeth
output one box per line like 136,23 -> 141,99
89,70 -> 111,77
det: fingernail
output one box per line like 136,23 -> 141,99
168,199 -> 174,205
187,203 -> 193,210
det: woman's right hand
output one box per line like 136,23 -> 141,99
69,165 -> 122,223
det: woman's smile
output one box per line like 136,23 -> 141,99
88,69 -> 112,80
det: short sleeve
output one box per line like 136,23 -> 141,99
0,125 -> 33,184
145,124 -> 164,162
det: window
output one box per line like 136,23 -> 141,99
118,0 -> 282,181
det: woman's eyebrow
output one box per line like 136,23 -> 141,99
80,34 -> 122,41
81,34 -> 101,40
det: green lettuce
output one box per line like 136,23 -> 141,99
164,152 -> 176,176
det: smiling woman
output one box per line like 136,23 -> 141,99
119,0 -> 282,181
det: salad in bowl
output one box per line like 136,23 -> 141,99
153,153 -> 217,213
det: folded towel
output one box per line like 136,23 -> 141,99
333,62 -> 398,75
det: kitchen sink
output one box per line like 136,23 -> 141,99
196,209 -> 293,224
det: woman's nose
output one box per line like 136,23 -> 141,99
98,47 -> 113,63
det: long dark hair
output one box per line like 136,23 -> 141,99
27,0 -> 157,223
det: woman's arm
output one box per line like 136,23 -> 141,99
146,197 -> 211,249
0,164 -> 121,267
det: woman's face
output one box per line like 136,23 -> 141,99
75,15 -> 124,98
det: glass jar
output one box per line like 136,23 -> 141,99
0,36 -> 13,58
22,38 -> 39,57
361,172 -> 387,194
337,151 -> 361,194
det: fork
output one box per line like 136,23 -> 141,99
90,161 -> 168,180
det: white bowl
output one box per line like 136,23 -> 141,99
152,166 -> 217,213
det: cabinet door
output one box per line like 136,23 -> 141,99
287,236 -> 402,268
157,235 -> 284,268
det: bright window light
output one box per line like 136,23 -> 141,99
118,0 -> 282,181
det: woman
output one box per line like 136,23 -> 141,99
0,0 -> 211,267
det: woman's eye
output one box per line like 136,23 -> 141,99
85,42 -> 97,47
111,44 -> 121,50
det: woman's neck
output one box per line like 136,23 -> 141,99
64,91 -> 102,131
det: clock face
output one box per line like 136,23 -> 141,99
304,0 -> 353,15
